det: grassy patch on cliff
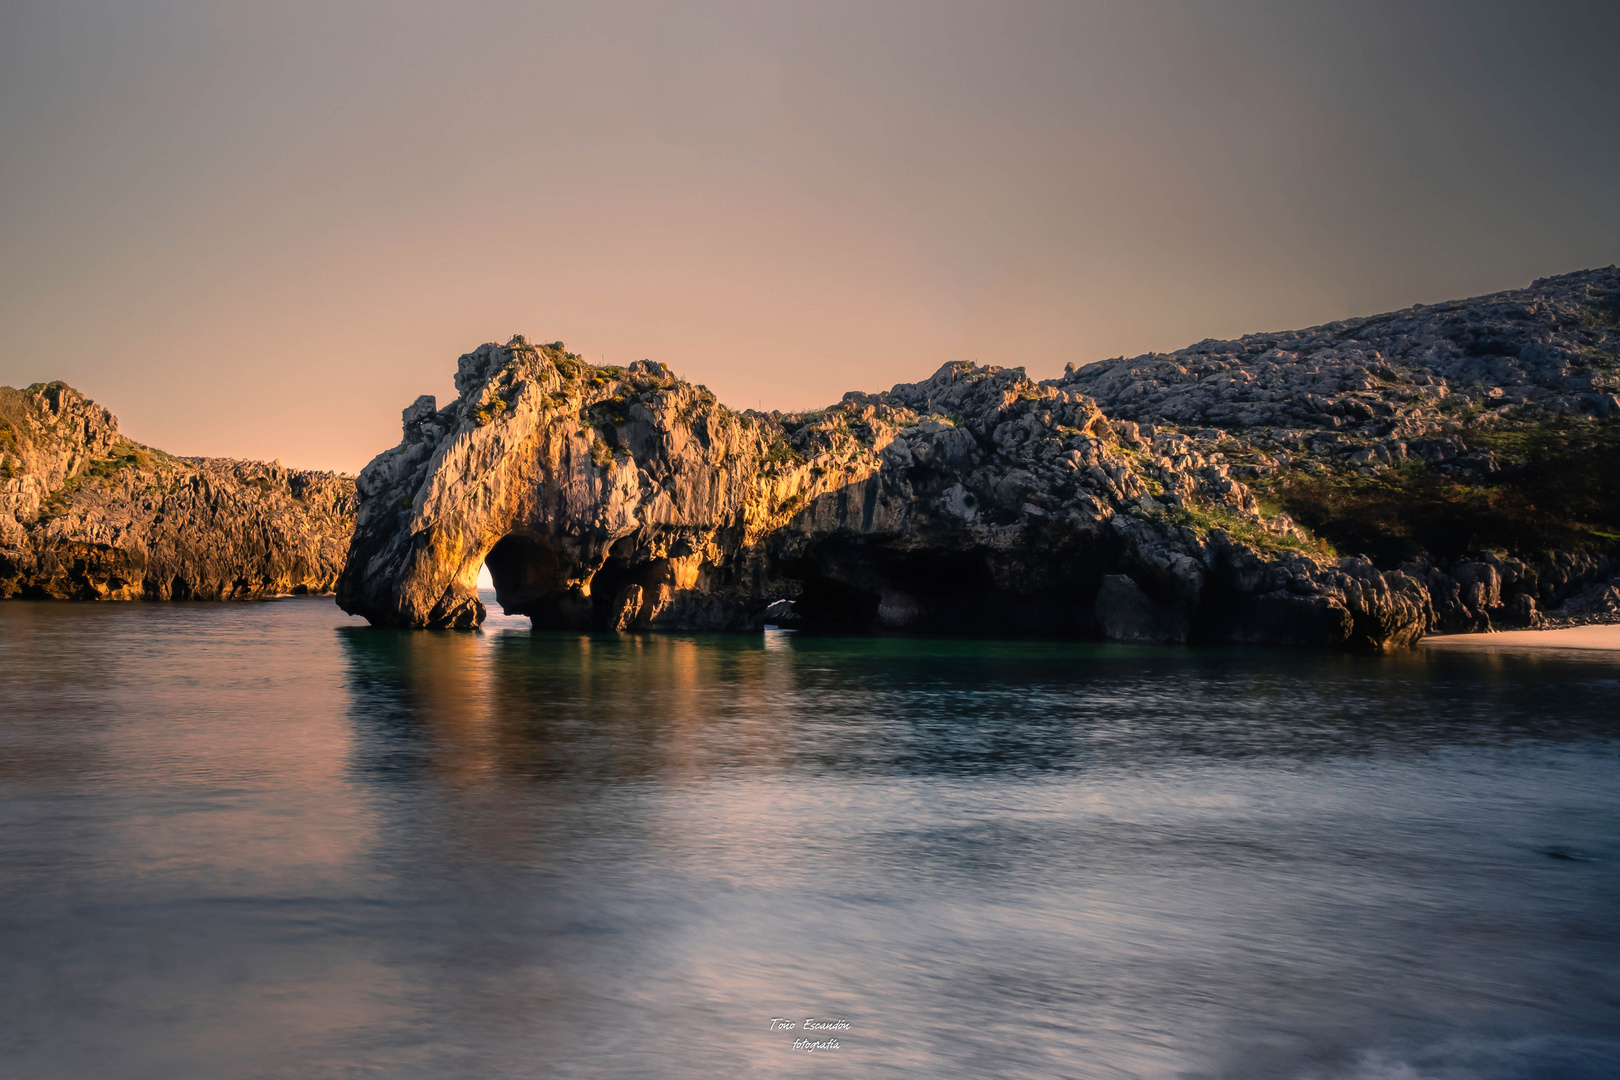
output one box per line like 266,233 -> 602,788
1143,499 -> 1326,558
1258,419 -> 1620,563
762,433 -> 806,467
1578,297 -> 1620,332
36,442 -> 162,519
0,391 -> 27,433
0,388 -> 32,473
0,423 -> 18,476
472,398 -> 507,425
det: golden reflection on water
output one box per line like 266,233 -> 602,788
340,627 -> 813,790
334,619 -> 1620,801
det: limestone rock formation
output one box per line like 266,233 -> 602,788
0,382 -> 356,600
1049,266 -> 1620,634
1059,266 -> 1620,431
337,344 -> 859,630
11,267 -> 1611,641
342,267 -> 1620,645
337,340 -> 1432,646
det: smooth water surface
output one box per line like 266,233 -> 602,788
1,597 -> 1618,1079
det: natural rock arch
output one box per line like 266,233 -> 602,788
337,341 -> 843,631
482,530 -> 712,632
336,337 -> 1431,647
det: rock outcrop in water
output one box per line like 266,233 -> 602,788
335,341 -> 1426,645
0,382 -> 356,600
340,267 -> 1620,646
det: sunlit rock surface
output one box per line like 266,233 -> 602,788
337,339 -> 1433,646
328,266 -> 1620,645
0,383 -> 355,600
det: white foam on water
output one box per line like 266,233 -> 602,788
476,587 -> 531,631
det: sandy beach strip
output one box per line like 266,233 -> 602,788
1422,624 -> 1620,651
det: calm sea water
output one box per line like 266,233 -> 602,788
1,596 -> 1617,1080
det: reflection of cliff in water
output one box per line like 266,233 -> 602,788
336,628 -> 1620,793
337,628 -> 803,787
326,621 -> 1620,1079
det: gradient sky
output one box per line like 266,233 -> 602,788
2,0 -> 1617,472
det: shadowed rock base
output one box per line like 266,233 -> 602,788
335,340 -> 1435,647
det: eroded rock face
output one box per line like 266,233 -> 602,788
1059,266 -> 1620,432
1399,552 -> 1620,633
1048,267 -> 1620,632
0,382 -> 356,600
337,343 -> 871,630
12,268 -> 1611,641
341,267 -> 1620,645
337,340 -> 1431,647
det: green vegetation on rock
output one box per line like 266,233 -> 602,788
1142,498 -> 1325,558
1257,419 -> 1620,563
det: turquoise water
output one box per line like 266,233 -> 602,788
1,596 -> 1617,1079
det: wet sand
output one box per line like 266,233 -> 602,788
1422,624 -> 1620,651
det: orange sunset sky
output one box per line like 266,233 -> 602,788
2,0 -> 1617,473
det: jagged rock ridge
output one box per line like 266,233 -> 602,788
1,382 -> 357,600
1052,266 -> 1620,632
340,267 -> 1620,646
337,341 -> 1432,646
1060,266 -> 1620,428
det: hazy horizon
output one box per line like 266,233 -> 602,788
3,0 -> 1618,472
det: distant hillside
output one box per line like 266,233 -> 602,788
0,382 -> 355,600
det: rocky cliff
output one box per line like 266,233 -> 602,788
332,343 -> 1413,645
0,382 -> 356,600
1055,265 -> 1620,632
340,267 -> 1620,646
